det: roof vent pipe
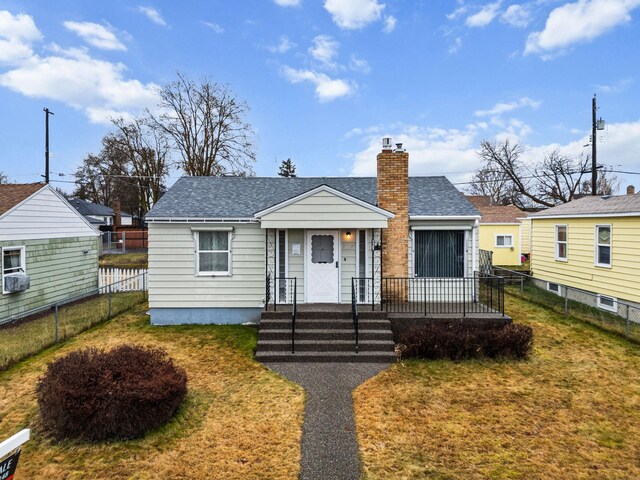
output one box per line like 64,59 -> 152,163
382,137 -> 392,151
394,143 -> 405,152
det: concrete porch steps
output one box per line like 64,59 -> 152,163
256,307 -> 396,363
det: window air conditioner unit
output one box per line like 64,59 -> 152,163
4,274 -> 30,293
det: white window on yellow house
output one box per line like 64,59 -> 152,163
597,294 -> 617,312
595,225 -> 611,267
555,225 -> 567,261
495,235 -> 513,248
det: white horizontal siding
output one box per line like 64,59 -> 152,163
0,186 -> 99,241
148,222 -> 265,309
260,191 -> 389,229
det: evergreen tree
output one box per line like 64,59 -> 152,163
278,158 -> 297,177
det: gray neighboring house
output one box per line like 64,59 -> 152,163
68,198 -> 133,227
145,141 -> 482,325
0,183 -> 101,321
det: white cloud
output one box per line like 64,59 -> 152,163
324,0 -> 385,29
0,44 -> 159,124
596,78 -> 633,93
268,35 -> 295,53
525,0 -> 640,56
447,5 -> 469,20
203,21 -> 224,33
308,35 -> 339,68
281,66 -> 354,101
448,36 -> 463,54
137,6 -> 167,26
63,21 -> 126,51
349,54 -> 371,74
501,4 -> 532,27
474,97 -> 541,117
0,11 -> 42,64
465,1 -> 503,27
273,0 -> 301,6
383,15 -> 397,32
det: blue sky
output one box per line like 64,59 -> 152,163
1,0 -> 639,193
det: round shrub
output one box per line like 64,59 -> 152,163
36,344 -> 187,441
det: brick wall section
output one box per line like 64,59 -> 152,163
377,149 -> 409,278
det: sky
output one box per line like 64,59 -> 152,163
0,0 -> 639,195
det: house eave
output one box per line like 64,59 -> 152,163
530,212 -> 640,220
146,217 -> 259,223
409,215 -> 481,221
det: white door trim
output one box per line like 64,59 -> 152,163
304,229 -> 341,303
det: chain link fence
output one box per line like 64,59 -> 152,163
494,266 -> 640,343
0,272 -> 148,371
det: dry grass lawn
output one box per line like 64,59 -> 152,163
99,252 -> 148,269
0,303 -> 304,479
354,294 -> 640,479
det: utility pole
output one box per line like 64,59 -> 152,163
591,95 -> 605,195
44,107 -> 54,184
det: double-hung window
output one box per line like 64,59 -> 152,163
495,235 -> 513,248
555,225 -> 567,261
595,225 -> 611,267
196,231 -> 231,275
2,246 -> 26,294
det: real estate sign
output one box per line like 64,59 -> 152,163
0,450 -> 20,480
0,429 -> 29,480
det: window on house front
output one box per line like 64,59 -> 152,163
597,295 -> 617,312
2,246 -> 26,294
555,225 -> 567,261
277,230 -> 286,300
197,231 -> 231,275
358,230 -> 367,301
414,230 -> 465,278
495,235 -> 513,247
595,225 -> 611,267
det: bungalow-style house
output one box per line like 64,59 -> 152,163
0,183 -> 101,321
529,186 -> 640,314
145,141 -> 485,325
467,196 -> 522,266
68,198 -> 134,227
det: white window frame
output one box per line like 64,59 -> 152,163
494,234 -> 514,248
194,230 -> 232,276
555,224 -> 568,261
2,246 -> 26,295
597,294 -> 617,313
594,224 -> 612,268
547,282 -> 561,296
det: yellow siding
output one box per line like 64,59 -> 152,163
478,224 -> 521,266
530,216 -> 640,303
520,218 -> 531,254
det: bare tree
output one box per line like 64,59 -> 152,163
148,72 -> 256,176
473,139 -> 597,209
465,164 -> 516,205
110,118 -> 170,214
577,167 -> 619,196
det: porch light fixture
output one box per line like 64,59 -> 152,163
346,231 -> 352,239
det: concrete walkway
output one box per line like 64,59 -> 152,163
265,362 -> 391,480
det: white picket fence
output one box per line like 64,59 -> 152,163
99,268 -> 148,292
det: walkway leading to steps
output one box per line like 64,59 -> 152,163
264,362 -> 390,480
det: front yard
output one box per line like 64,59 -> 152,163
354,294 -> 640,479
1,303 -> 304,479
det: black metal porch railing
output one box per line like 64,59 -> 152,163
291,277 -> 297,353
380,273 -> 505,316
351,277 -> 376,311
265,276 -> 298,311
351,278 -> 359,354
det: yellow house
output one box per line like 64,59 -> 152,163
529,191 -> 640,311
467,196 -> 522,266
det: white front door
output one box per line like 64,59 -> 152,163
307,230 -> 340,303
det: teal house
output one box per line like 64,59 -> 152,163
0,183 -> 101,321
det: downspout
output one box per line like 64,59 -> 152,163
472,219 -> 479,274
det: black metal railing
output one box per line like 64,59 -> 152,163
351,277 -> 376,311
291,277 -> 297,353
351,278 -> 359,354
380,273 -> 505,316
265,276 -> 298,311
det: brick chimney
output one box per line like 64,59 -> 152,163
627,185 -> 635,195
377,138 -> 409,279
112,198 -> 122,227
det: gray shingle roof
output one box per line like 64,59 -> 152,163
146,176 -> 479,219
69,198 -> 114,216
530,194 -> 640,217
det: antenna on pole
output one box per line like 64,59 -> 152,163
591,95 -> 605,196
43,108 -> 54,184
